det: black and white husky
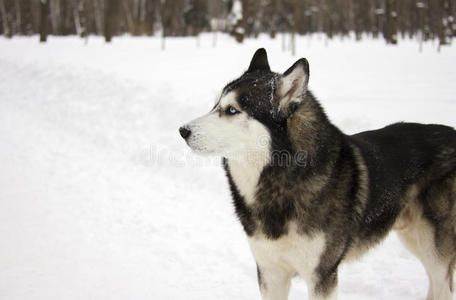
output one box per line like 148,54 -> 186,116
179,49 -> 456,300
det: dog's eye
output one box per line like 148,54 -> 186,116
226,106 -> 240,115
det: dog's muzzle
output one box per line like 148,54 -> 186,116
179,126 -> 191,139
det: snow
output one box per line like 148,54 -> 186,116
0,34 -> 455,300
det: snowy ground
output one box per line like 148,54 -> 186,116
0,34 -> 455,300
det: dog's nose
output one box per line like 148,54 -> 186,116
179,126 -> 191,139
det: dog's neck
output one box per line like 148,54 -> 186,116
224,152 -> 270,206
224,92 -> 344,208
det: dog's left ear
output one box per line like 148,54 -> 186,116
247,48 -> 270,72
276,58 -> 309,116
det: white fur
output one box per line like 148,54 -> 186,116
184,91 -> 270,157
227,154 -> 268,205
396,207 -> 454,300
278,64 -> 308,112
183,91 -> 271,203
219,90 -> 237,108
248,224 -> 328,300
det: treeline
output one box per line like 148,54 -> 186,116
0,0 -> 455,46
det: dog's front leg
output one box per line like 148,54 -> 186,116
256,264 -> 293,300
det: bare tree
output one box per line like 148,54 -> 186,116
435,0 -> 453,48
73,0 -> 87,38
39,0 -> 50,42
384,0 -> 398,44
0,0 -> 12,37
14,0 -> 21,34
105,0 -> 120,42
93,0 -> 104,35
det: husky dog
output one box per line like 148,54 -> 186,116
179,48 -> 456,300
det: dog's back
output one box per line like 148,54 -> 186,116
351,122 -> 456,295
353,123 -> 456,185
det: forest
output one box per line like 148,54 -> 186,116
0,0 -> 455,46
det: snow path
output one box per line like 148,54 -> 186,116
0,35 -> 455,299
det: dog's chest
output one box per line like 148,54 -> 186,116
226,158 -> 299,237
247,226 -> 326,281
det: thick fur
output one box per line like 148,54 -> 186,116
180,49 -> 456,300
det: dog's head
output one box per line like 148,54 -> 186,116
179,48 -> 310,160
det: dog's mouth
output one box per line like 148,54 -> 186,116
189,146 -> 215,155
184,138 -> 218,156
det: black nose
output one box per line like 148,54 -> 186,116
179,126 -> 191,139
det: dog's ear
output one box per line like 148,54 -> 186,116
276,58 -> 309,116
247,48 -> 270,72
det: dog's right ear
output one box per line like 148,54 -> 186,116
276,58 -> 309,116
247,48 -> 270,72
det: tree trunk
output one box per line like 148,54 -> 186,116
0,0 -> 12,37
122,0 -> 134,34
105,0 -> 119,42
437,0 -> 446,48
39,0 -> 50,42
73,0 -> 86,38
384,0 -> 398,44
93,0 -> 103,35
269,0 -> 280,38
104,0 -> 112,42
438,0 -> 453,47
15,0 -> 21,35
448,0 -> 455,37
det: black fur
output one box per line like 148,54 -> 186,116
256,264 -> 265,290
223,158 -> 256,235
247,48 -> 271,73
352,123 -> 456,245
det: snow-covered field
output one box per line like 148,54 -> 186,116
0,34 -> 455,300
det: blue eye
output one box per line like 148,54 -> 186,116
226,106 -> 239,115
